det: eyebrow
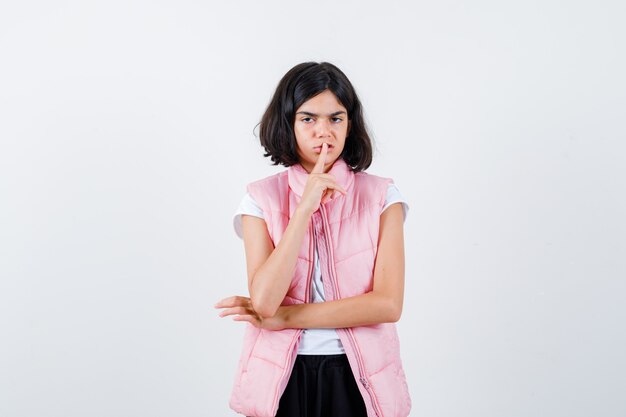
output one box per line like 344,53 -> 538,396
295,111 -> 347,117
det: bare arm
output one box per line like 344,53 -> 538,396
281,202 -> 406,328
242,206 -> 312,319
241,143 -> 346,319
218,202 -> 406,328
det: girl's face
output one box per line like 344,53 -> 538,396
293,89 -> 350,173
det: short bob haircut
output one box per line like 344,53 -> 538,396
256,61 -> 374,172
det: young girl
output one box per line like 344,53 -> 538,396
215,62 -> 412,417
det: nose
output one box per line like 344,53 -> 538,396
316,118 -> 332,138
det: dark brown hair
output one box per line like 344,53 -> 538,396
255,62 -> 373,172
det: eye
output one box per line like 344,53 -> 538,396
300,117 -> 343,123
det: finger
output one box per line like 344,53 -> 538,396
311,143 -> 328,174
334,184 -> 348,195
219,306 -> 252,317
214,297 -> 231,308
233,315 -> 261,328
323,180 -> 347,196
214,295 -> 250,308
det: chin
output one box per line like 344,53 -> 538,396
317,155 -> 337,164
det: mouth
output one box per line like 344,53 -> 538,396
314,144 -> 335,152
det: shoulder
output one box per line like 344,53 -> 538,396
246,170 -> 289,202
233,192 -> 265,240
243,170 -> 292,219
382,183 -> 409,223
246,170 -> 288,190
354,171 -> 394,194
356,171 -> 409,222
354,170 -> 393,186
343,171 -> 394,217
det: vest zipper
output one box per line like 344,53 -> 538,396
270,221 -> 315,416
318,205 -> 384,417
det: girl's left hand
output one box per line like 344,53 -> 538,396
214,295 -> 288,331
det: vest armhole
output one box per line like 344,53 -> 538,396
246,184 -> 266,218
380,177 -> 394,210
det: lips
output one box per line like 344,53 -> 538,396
314,144 -> 334,151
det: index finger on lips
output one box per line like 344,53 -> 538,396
311,143 -> 328,174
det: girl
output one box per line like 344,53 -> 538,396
215,62 -> 411,417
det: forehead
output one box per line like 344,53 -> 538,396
296,90 -> 346,112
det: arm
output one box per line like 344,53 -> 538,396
242,146 -> 345,320
242,206 -> 312,319
282,202 -> 406,328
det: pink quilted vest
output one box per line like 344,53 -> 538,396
229,157 -> 411,417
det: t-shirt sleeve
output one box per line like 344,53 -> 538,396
233,192 -> 265,239
381,183 -> 409,223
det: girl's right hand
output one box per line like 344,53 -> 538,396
298,143 -> 347,215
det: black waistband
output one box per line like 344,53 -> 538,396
295,353 -> 349,370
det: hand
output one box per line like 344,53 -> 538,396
299,143 -> 347,214
214,295 -> 288,331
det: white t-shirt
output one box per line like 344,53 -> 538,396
233,183 -> 409,355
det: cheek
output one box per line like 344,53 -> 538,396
295,136 -> 308,151
294,125 -> 309,141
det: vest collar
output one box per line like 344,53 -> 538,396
287,157 -> 354,198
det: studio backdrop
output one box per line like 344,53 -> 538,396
0,1 -> 624,416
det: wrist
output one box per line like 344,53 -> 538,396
281,304 -> 299,329
294,205 -> 314,219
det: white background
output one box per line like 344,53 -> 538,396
1,1 -> 624,416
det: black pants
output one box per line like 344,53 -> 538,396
275,354 -> 368,417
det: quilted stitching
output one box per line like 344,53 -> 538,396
229,159 -> 411,417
